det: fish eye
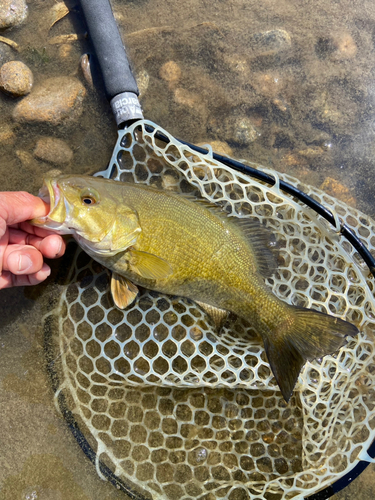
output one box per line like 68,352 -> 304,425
80,188 -> 100,206
82,196 -> 96,205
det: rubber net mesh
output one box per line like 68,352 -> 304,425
45,120 -> 375,500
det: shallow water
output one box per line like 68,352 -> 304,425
1,0 -> 375,498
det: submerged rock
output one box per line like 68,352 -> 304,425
0,0 -> 27,29
159,61 -> 182,89
197,140 -> 233,157
12,76 -> 86,126
0,61 -> 33,97
207,115 -> 258,147
0,122 -> 15,145
34,137 -> 73,165
226,117 -> 258,147
320,177 -> 356,207
250,29 -> 292,57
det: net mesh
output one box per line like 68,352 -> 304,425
45,119 -> 375,500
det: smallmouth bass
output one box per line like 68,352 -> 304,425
31,172 -> 358,401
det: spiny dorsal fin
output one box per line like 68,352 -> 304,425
182,194 -> 278,278
229,217 -> 278,278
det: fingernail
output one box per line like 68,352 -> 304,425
19,255 -> 33,272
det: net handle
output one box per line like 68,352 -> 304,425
79,0 -> 144,126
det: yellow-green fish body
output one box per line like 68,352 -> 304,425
31,173 -> 358,401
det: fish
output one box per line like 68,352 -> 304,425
31,171 -> 359,401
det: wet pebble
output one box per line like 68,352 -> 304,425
0,0 -> 27,29
0,122 -> 15,145
33,137 -> 73,166
0,61 -> 33,97
12,76 -> 86,126
229,117 -> 258,146
250,29 -> 292,57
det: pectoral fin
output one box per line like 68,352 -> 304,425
196,301 -> 229,330
128,250 -> 173,280
111,272 -> 139,309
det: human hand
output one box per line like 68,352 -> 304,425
0,191 -> 66,289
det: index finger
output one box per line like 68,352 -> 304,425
16,221 -> 58,239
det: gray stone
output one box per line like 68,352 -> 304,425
0,0 -> 27,29
12,76 -> 86,126
230,117 -> 258,146
250,29 -> 292,56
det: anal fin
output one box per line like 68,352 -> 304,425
111,272 -> 139,309
196,301 -> 229,330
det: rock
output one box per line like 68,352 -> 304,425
320,177 -> 356,207
230,117 -> 258,146
312,90 -> 357,133
250,29 -> 292,57
198,140 -> 233,157
315,33 -> 357,61
159,61 -> 182,89
33,137 -> 73,165
0,61 -> 33,97
0,41 -> 12,66
331,33 -> 357,60
207,116 -> 258,147
12,76 -> 86,126
0,0 -> 27,29
0,122 -> 15,145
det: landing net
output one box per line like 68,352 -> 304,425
44,119 -> 375,500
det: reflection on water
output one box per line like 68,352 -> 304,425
1,0 -> 375,498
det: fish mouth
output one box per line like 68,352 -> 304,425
30,176 -> 71,233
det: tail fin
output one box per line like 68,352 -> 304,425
263,307 -> 359,402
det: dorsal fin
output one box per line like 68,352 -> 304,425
228,217 -> 278,278
181,194 -> 278,278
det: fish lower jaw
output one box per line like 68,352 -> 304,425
74,234 -> 122,257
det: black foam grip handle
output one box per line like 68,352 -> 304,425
79,0 -> 139,99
